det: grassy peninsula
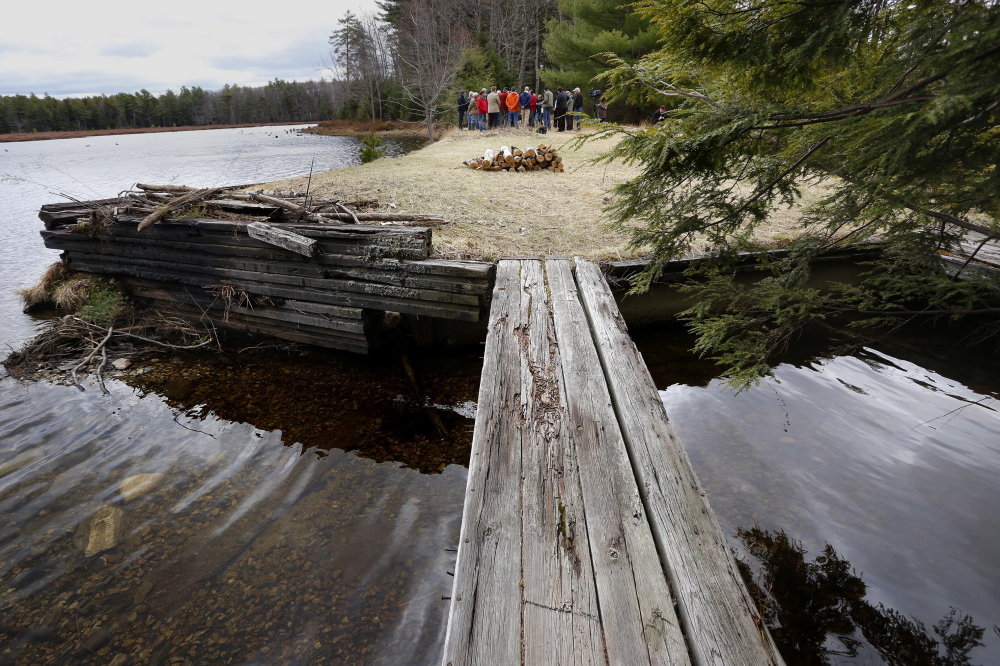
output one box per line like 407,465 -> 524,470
263,126 -> 812,262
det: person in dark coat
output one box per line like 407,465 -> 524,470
651,105 -> 670,123
458,92 -> 468,129
554,87 -> 569,132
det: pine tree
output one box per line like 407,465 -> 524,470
541,0 -> 660,118
594,0 -> 1000,388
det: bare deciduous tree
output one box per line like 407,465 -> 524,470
395,0 -> 471,139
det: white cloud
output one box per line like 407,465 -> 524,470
0,0 -> 379,97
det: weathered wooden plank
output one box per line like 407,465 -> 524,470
41,228 -> 493,280
247,222 -> 318,257
128,285 -> 367,335
575,259 -> 784,666
443,260 -> 526,665
517,260 -> 605,665
546,259 -> 690,665
43,235 -> 492,296
68,261 -> 482,321
64,253 -> 481,307
154,301 -> 369,353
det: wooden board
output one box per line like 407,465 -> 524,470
443,260 -> 527,665
574,259 -> 784,666
67,261 -> 482,321
247,221 -> 317,257
42,235 -> 492,296
41,229 -> 493,280
444,259 -> 691,666
546,260 -> 689,665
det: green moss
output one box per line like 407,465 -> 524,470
77,284 -> 127,327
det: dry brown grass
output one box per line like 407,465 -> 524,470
260,126 -> 818,261
17,261 -> 71,309
303,119 -> 442,138
52,278 -> 97,311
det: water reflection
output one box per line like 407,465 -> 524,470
634,323 -> 1000,664
0,354 -> 471,664
736,526 -> 985,665
123,345 -> 481,473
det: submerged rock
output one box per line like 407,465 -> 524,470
119,472 -> 166,501
0,445 -> 45,476
77,505 -> 125,557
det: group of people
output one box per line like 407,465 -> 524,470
458,86 -> 601,132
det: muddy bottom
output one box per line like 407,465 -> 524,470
0,343 -> 481,665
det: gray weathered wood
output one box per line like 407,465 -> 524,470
247,221 -> 318,257
574,259 -> 784,666
68,261 -> 482,321
517,260 -> 605,665
546,260 -> 690,665
443,260 -> 526,665
445,259 -> 692,666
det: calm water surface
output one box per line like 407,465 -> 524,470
1,127 -> 464,665
3,128 -> 999,665
634,325 -> 1000,664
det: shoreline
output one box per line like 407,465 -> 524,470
0,121 -> 314,144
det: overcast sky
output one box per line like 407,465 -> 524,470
0,0 -> 380,98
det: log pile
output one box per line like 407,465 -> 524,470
38,184 -> 446,231
38,187 -> 493,354
463,144 -> 564,172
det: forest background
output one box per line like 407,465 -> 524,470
0,0 -> 650,135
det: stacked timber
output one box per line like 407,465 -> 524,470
463,144 -> 564,172
39,185 -> 445,230
38,190 -> 492,354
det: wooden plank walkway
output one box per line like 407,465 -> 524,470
443,259 -> 784,666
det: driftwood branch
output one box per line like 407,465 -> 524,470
250,193 -> 327,224
137,187 -> 226,231
70,326 -> 114,391
136,183 -> 196,194
400,351 -> 449,439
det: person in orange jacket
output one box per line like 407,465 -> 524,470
505,89 -> 520,128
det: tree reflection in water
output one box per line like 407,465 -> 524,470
735,526 -> 986,666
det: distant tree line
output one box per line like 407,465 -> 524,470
0,79 -> 338,134
1,0 -> 662,136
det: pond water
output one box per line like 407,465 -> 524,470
0,127 -> 469,665
633,323 -> 1000,664
3,127 -> 999,665
0,125 -> 424,348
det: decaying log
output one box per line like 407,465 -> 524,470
247,222 -> 318,257
137,187 -> 226,232
249,192 -> 327,224
135,183 -> 196,194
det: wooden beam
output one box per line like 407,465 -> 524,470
574,259 -> 785,666
546,259 -> 690,665
247,222 -> 318,257
443,260 -> 527,665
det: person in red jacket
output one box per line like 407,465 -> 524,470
529,91 -> 538,127
476,90 -> 489,131
497,89 -> 508,126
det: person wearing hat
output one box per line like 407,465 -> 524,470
572,88 -> 584,129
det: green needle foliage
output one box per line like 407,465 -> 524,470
590,0 -> 1000,388
360,133 -> 384,163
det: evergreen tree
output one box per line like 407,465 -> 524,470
542,0 -> 660,117
594,0 -> 1000,388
